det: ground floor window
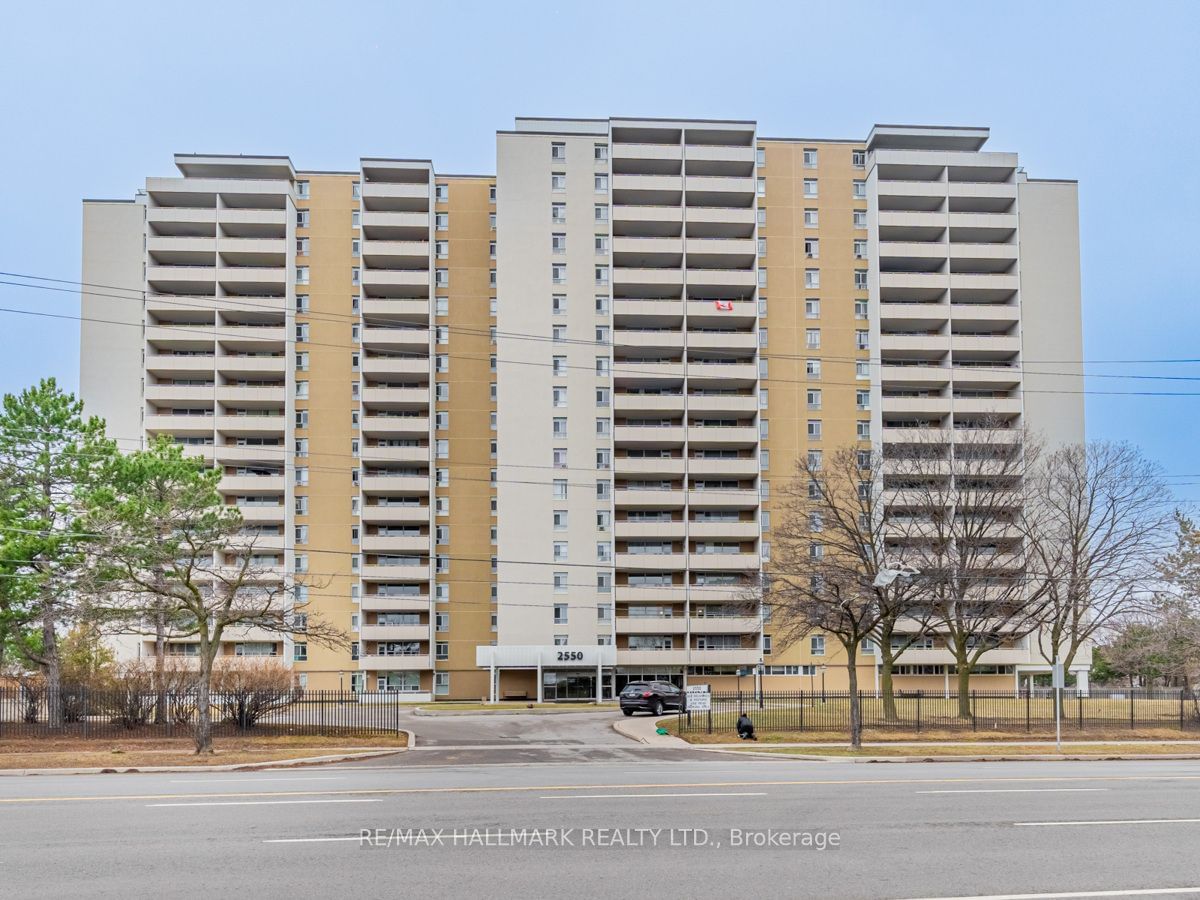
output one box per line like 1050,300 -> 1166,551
377,671 -> 420,693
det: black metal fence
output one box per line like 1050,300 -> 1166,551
0,688 -> 409,740
677,689 -> 1200,736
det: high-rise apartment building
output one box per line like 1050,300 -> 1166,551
80,118 -> 1085,701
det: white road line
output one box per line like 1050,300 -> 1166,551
902,888 -> 1200,900
169,777 -> 345,784
1016,818 -> 1200,827
263,837 -> 363,844
539,791 -> 767,800
148,799 -> 383,808
918,788 -> 1109,795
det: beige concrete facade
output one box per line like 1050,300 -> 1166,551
80,119 -> 1085,701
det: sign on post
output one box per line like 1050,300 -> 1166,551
685,685 -> 711,712
1051,663 -> 1065,690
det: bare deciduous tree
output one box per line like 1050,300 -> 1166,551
1025,441 -> 1173,675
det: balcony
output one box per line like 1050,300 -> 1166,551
686,394 -> 756,415
614,519 -> 685,539
949,273 -> 1019,302
361,326 -> 430,350
361,355 -> 429,376
145,384 -> 214,404
360,473 -> 430,495
612,360 -> 685,380
688,456 -> 758,477
686,362 -> 757,383
232,504 -> 285,524
615,649 -> 688,666
360,444 -> 428,464
685,330 -> 757,352
951,334 -> 1021,355
614,393 -> 684,414
144,413 -> 214,436
689,616 -> 761,635
360,563 -> 430,582
360,534 -> 428,554
614,455 -> 685,477
948,397 -> 1022,416
878,333 -> 951,356
362,386 -> 430,407
362,298 -> 430,320
687,552 -> 758,571
359,654 -> 432,671
360,595 -> 431,613
614,329 -> 685,351
614,488 -> 685,509
615,617 -> 687,635
687,488 -> 759,508
688,519 -> 758,540
614,425 -> 685,446
215,414 -> 285,436
687,648 -> 760,666
881,395 -> 951,417
612,299 -> 683,322
215,385 -> 285,404
686,425 -> 758,446
361,504 -> 429,524
615,552 -> 686,571
684,175 -> 755,206
615,584 -> 687,604
359,624 -> 429,642
359,417 -> 430,439
219,474 -> 285,494
217,355 -> 286,376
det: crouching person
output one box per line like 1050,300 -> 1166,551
736,712 -> 757,741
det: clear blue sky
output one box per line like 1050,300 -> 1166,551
1,0 -> 1197,504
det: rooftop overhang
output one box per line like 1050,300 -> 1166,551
867,125 -> 990,153
175,154 -> 296,181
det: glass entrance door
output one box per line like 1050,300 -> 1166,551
543,670 -> 596,701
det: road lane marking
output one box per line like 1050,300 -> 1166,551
6,774 -> 1200,805
539,791 -> 767,800
263,837 -> 363,844
148,799 -> 383,808
1016,818 -> 1200,827
169,777 -> 346,784
902,888 -> 1200,899
918,788 -> 1109,795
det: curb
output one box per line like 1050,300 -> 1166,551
0,742 -> 412,777
413,706 -> 617,717
689,746 -> 1200,764
612,717 -> 691,748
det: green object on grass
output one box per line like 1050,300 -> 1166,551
656,727 -> 669,735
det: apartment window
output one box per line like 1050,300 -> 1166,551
854,239 -> 868,260
551,202 -> 566,223
436,353 -> 449,373
489,212 -> 497,228
552,385 -> 569,408
759,419 -> 769,439
490,296 -> 498,315
758,327 -> 768,348
292,642 -> 307,661
596,479 -> 611,500
807,358 -> 821,378
296,438 -> 309,458
759,388 -> 769,408
758,297 -> 767,317
857,420 -> 871,440
804,269 -> 820,289
295,409 -> 309,429
551,294 -> 567,316
595,356 -> 610,376
296,266 -> 309,285
856,389 -> 870,410
435,240 -> 448,259
295,495 -> 308,516
597,571 -> 612,593
594,143 -> 608,162
804,208 -> 818,227
551,141 -> 566,161
435,268 -> 449,287
553,541 -> 568,562
596,509 -> 611,532
853,180 -> 867,199
295,380 -> 309,400
553,356 -> 567,377
352,210 -> 360,228
811,635 -> 825,656
294,525 -> 308,545
595,417 -> 610,436
295,180 -> 310,199
757,237 -> 767,257
294,350 -> 309,372
856,360 -> 870,380
595,325 -> 610,345
757,207 -> 766,226
552,172 -> 566,192
807,389 -> 822,410
489,240 -> 496,259
594,266 -> 609,286
553,479 -> 568,500
436,439 -> 449,459
802,148 -> 818,168
756,146 -> 766,167
552,417 -> 567,438
594,295 -> 609,315
553,447 -> 567,468
350,180 -> 360,198
436,612 -> 449,632
594,235 -> 609,255
436,497 -> 450,517
437,325 -> 449,343
855,300 -> 868,319
436,383 -> 450,402
808,419 -> 823,440
756,176 -> 766,196
594,203 -> 609,222
805,299 -> 820,319
296,209 -> 310,228
436,524 -> 450,545
434,642 -> 449,662
553,509 -> 569,531
760,448 -> 770,470
855,270 -> 868,291
806,329 -> 820,350
295,293 -> 310,314
853,209 -> 867,229
553,571 -> 568,594
595,386 -> 610,407
804,238 -> 819,259
757,267 -> 767,288
803,179 -> 818,198
552,233 -> 567,254
807,449 -> 823,471
594,174 -> 608,192
552,264 -> 567,285
489,184 -> 497,202
296,322 -> 310,343
351,238 -> 361,258
759,358 -> 769,378
351,295 -> 360,312
435,212 -> 448,230
856,330 -> 870,350
852,149 -> 866,168
550,326 -> 566,345
595,447 -> 611,470
351,267 -> 361,285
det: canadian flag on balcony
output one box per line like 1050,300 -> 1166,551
714,300 -> 734,311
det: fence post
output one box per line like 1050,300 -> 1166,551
1026,688 -> 1031,733
1077,691 -> 1083,731
1130,690 -> 1135,731
707,705 -> 712,736
972,690 -> 977,732
799,690 -> 804,731
1181,690 -> 1186,732
916,691 -> 921,735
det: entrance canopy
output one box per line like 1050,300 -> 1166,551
475,645 -> 616,669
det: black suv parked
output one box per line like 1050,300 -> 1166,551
619,681 -> 685,716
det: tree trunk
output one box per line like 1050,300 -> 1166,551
42,605 -> 62,728
153,610 -> 166,726
955,650 -> 972,719
879,649 -> 898,721
194,652 -> 216,754
847,657 -> 862,749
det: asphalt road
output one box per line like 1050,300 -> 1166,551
4,714 -> 1200,899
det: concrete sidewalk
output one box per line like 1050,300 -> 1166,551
0,746 -> 410,777
612,714 -> 691,747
